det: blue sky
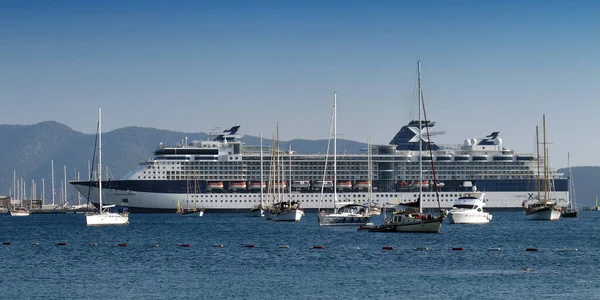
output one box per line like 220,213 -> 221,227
1,0 -> 598,167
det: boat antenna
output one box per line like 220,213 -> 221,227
418,61 -> 423,214
333,92 -> 337,206
260,132 -> 264,207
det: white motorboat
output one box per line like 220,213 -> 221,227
448,187 -> 492,224
271,201 -> 304,221
318,202 -> 370,226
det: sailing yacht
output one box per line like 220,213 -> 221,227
176,172 -> 204,217
269,126 -> 304,222
562,153 -> 578,218
523,115 -> 561,221
583,196 -> 600,211
318,93 -> 370,226
85,107 -> 129,226
370,61 -> 446,233
250,133 -> 266,217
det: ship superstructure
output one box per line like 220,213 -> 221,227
71,123 -> 568,212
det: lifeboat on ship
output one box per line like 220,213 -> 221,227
230,181 -> 247,190
337,181 -> 352,189
207,181 -> 224,191
355,181 -> 371,190
291,180 -> 310,189
398,180 -> 410,188
249,181 -> 266,190
411,180 -> 429,188
314,180 -> 333,188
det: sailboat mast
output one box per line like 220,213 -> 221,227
368,134 -> 372,205
98,107 -> 103,210
289,144 -> 292,205
418,61 -> 423,214
536,125 -> 541,202
333,92 -> 337,203
568,152 -> 572,210
259,132 -> 264,206
51,160 -> 55,206
543,114 -> 548,201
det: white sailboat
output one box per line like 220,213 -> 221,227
10,171 -> 30,217
523,115 -> 561,221
370,61 -> 446,233
249,132 -> 266,217
85,107 -> 129,226
318,92 -> 370,226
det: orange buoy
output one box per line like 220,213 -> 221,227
244,244 -> 256,248
57,242 -> 67,246
525,247 -> 538,252
118,243 -> 128,247
452,247 -> 464,251
382,246 -> 394,250
313,245 -> 325,249
180,244 -> 191,247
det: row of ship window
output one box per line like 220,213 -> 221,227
178,198 -> 490,203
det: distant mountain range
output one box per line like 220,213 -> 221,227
1,121 -> 598,208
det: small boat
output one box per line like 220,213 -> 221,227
230,181 -> 247,190
411,180 -> 429,188
291,180 -> 310,189
336,181 -> 352,189
270,201 -> 304,222
314,180 -> 333,188
249,181 -> 266,190
448,186 -> 492,224
10,207 -> 30,217
177,200 -> 204,217
562,155 -> 578,218
318,203 -> 370,226
207,182 -> 224,191
357,223 -> 376,231
354,181 -> 371,189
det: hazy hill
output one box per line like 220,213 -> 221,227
0,122 -> 364,203
2,121 -> 598,208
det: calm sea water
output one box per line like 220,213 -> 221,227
1,211 -> 599,300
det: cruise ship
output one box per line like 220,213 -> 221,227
71,122 -> 569,213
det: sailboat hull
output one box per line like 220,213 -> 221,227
86,212 -> 129,226
524,208 -> 561,220
272,209 -> 304,222
10,210 -> 30,217
318,214 -> 370,226
391,218 -> 444,233
249,208 -> 264,217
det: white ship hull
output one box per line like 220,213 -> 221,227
448,212 -> 492,224
86,212 -> 129,226
272,209 -> 304,222
73,185 -> 569,212
524,209 -> 561,220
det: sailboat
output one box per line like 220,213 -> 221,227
269,124 -> 304,222
85,107 -> 129,226
365,135 -> 381,216
250,133 -> 266,217
10,172 -> 30,216
176,170 -> 204,217
370,61 -> 446,233
318,92 -> 370,226
523,114 -> 561,220
562,153 -> 578,218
